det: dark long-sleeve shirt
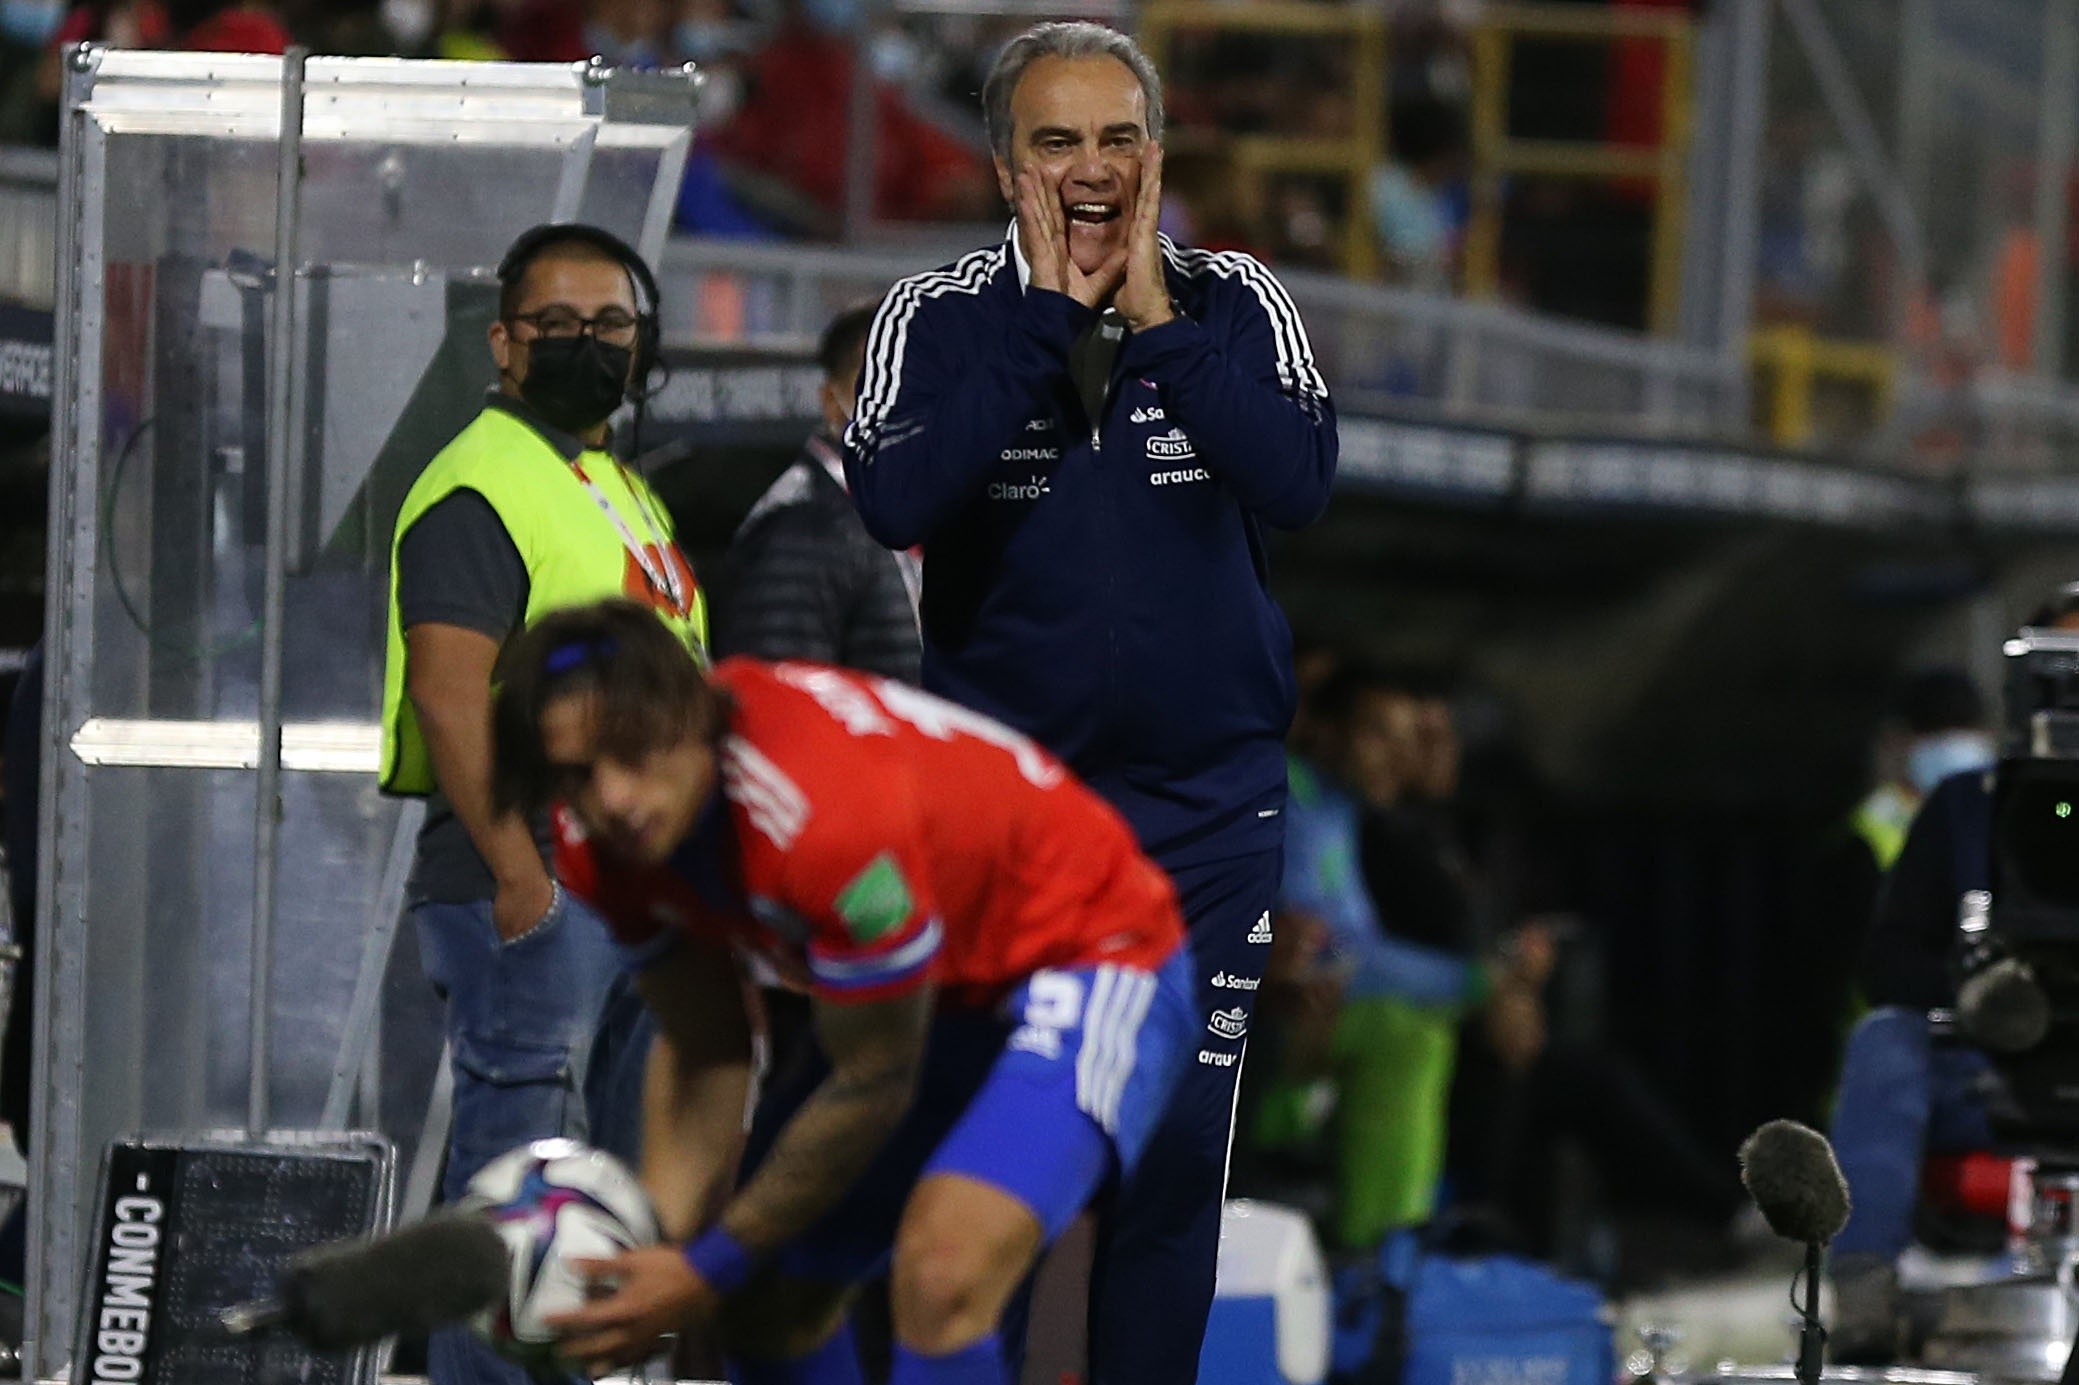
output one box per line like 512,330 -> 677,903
843,232 -> 1337,864
1862,769 -> 1993,1010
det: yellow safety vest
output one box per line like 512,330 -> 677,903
1848,781 -> 1918,872
380,403 -> 707,795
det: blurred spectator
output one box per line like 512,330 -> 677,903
23,0 -> 286,138
1990,220 -> 2039,374
1973,162 -> 2043,373
410,0 -> 517,59
664,0 -> 779,235
0,0 -> 70,143
48,0 -> 289,52
1859,669 -> 1992,884
163,0 -> 291,51
1766,668 -> 1991,1133
1387,1 -> 1471,108
712,299 -> 920,680
1279,673 -> 1747,1280
1159,144 -> 1264,258
1371,96 -> 1469,293
1263,180 -> 1337,271
503,0 -> 666,64
707,0 -> 990,230
289,0 -> 510,56
671,0 -> 757,66
27,1 -> 171,137
297,0 -> 405,55
48,0 -> 169,50
1253,665 -> 1510,1259
1,0 -> 68,54
1361,682 -> 1482,961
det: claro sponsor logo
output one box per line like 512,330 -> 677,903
988,475 -> 1052,501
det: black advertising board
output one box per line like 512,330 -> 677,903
0,302 -> 51,421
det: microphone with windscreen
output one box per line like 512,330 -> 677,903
1739,1118 -> 1851,1244
218,1209 -> 510,1350
1739,1120 -> 1851,1385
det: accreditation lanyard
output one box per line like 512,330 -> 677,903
569,454 -> 688,613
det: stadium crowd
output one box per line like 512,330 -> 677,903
0,0 -> 2061,360
0,0 -> 1728,330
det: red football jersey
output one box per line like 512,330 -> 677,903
554,659 -> 1185,1007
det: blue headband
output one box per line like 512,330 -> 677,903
543,636 -> 616,677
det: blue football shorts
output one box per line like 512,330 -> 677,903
763,946 -> 1197,1283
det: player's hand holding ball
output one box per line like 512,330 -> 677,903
549,1243 -> 720,1378
462,1138 -> 669,1377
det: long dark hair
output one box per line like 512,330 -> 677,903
492,600 -> 728,816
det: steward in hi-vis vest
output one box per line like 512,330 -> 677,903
381,399 -> 703,795
381,223 -> 702,1385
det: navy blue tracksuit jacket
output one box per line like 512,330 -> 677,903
843,232 -> 1337,1385
843,233 -> 1337,865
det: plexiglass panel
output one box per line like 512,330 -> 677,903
33,51 -> 696,1377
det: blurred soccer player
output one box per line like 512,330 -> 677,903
489,599 -> 1194,1385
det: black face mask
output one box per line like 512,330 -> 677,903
517,334 -> 635,435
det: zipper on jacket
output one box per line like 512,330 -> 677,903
1085,311 -> 1126,454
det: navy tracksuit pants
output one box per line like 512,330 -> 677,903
1087,844 -> 1283,1385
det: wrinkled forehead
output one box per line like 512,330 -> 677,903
1010,54 -> 1148,140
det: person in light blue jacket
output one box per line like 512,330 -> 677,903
1264,664 -> 1544,1254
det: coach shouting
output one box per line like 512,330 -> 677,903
842,21 -> 1337,1383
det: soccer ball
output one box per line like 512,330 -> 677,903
463,1138 -> 663,1368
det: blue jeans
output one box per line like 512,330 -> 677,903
413,887 -> 653,1385
1829,1006 -> 1995,1260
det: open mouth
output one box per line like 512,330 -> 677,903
1066,201 -> 1121,226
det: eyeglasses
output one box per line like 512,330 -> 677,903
509,306 -> 643,346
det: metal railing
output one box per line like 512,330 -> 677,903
659,234 -> 1748,434
1748,324 -> 1894,448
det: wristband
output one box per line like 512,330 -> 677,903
682,1226 -> 755,1295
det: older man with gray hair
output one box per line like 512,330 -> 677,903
843,21 -> 1339,1384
